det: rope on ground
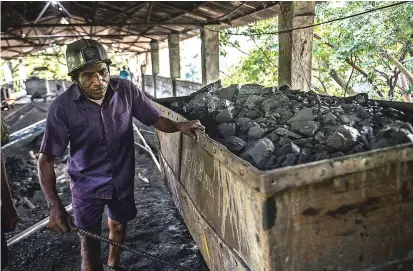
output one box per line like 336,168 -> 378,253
76,227 -> 192,271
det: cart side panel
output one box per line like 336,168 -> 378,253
270,160 -> 413,271
179,134 -> 272,270
160,154 -> 251,271
157,127 -> 181,177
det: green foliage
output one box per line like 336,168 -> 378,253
221,18 -> 279,87
221,1 -> 413,101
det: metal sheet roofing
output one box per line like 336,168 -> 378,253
1,1 -> 280,59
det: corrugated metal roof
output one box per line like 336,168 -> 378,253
1,1 -> 280,59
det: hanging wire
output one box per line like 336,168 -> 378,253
204,1 -> 408,37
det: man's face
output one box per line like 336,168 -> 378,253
77,62 -> 109,100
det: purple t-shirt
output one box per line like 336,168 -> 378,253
40,78 -> 162,200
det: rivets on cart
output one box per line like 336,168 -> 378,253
240,168 -> 244,175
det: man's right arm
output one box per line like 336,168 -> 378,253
37,153 -> 60,207
38,153 -> 75,233
38,102 -> 74,233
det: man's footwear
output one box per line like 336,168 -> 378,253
103,263 -> 125,271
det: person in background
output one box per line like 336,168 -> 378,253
1,117 -> 18,270
128,68 -> 135,84
119,66 -> 130,80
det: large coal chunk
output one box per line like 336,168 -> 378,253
239,84 -> 270,96
240,138 -> 275,168
225,136 -> 246,154
290,120 -> 320,136
371,122 -> 413,149
215,84 -> 239,101
189,80 -> 222,96
326,125 -> 361,151
215,106 -> 236,124
216,123 -> 236,139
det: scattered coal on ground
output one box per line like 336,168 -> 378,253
166,81 -> 413,170
3,111 -> 208,271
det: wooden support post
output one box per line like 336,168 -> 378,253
141,64 -> 146,92
150,40 -> 159,98
278,1 -> 315,91
201,26 -> 220,86
168,34 -> 181,97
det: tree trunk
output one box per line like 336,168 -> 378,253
313,34 -> 376,86
329,69 -> 357,95
385,53 -> 413,83
318,58 -> 357,95
398,40 -> 411,61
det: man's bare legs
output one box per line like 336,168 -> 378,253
107,218 -> 127,267
80,236 -> 102,271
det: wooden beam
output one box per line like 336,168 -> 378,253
212,2 -> 247,22
6,22 -> 215,28
1,33 -> 172,40
3,31 -> 43,47
49,1 -> 203,35
153,2 -> 211,21
2,2 -> 46,40
147,2 -> 154,23
139,2 -> 212,37
91,1 -> 99,35
100,2 -> 148,24
69,2 -> 91,23
34,2 -> 51,24
229,2 -> 280,26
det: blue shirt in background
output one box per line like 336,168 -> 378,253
120,70 -> 130,80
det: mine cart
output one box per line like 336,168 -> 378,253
155,96 -> 413,271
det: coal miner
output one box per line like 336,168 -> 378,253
37,39 -> 204,271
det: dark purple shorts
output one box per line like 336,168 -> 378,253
72,192 -> 137,234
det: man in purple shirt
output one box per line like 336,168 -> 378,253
37,39 -> 204,271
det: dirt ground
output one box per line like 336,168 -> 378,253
2,101 -> 208,271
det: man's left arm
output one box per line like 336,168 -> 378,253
154,117 -> 204,139
131,83 -> 204,139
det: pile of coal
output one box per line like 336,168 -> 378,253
3,134 -> 68,208
167,81 -> 413,170
5,156 -> 40,203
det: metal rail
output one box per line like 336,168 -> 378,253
7,204 -> 73,246
133,123 -> 161,172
